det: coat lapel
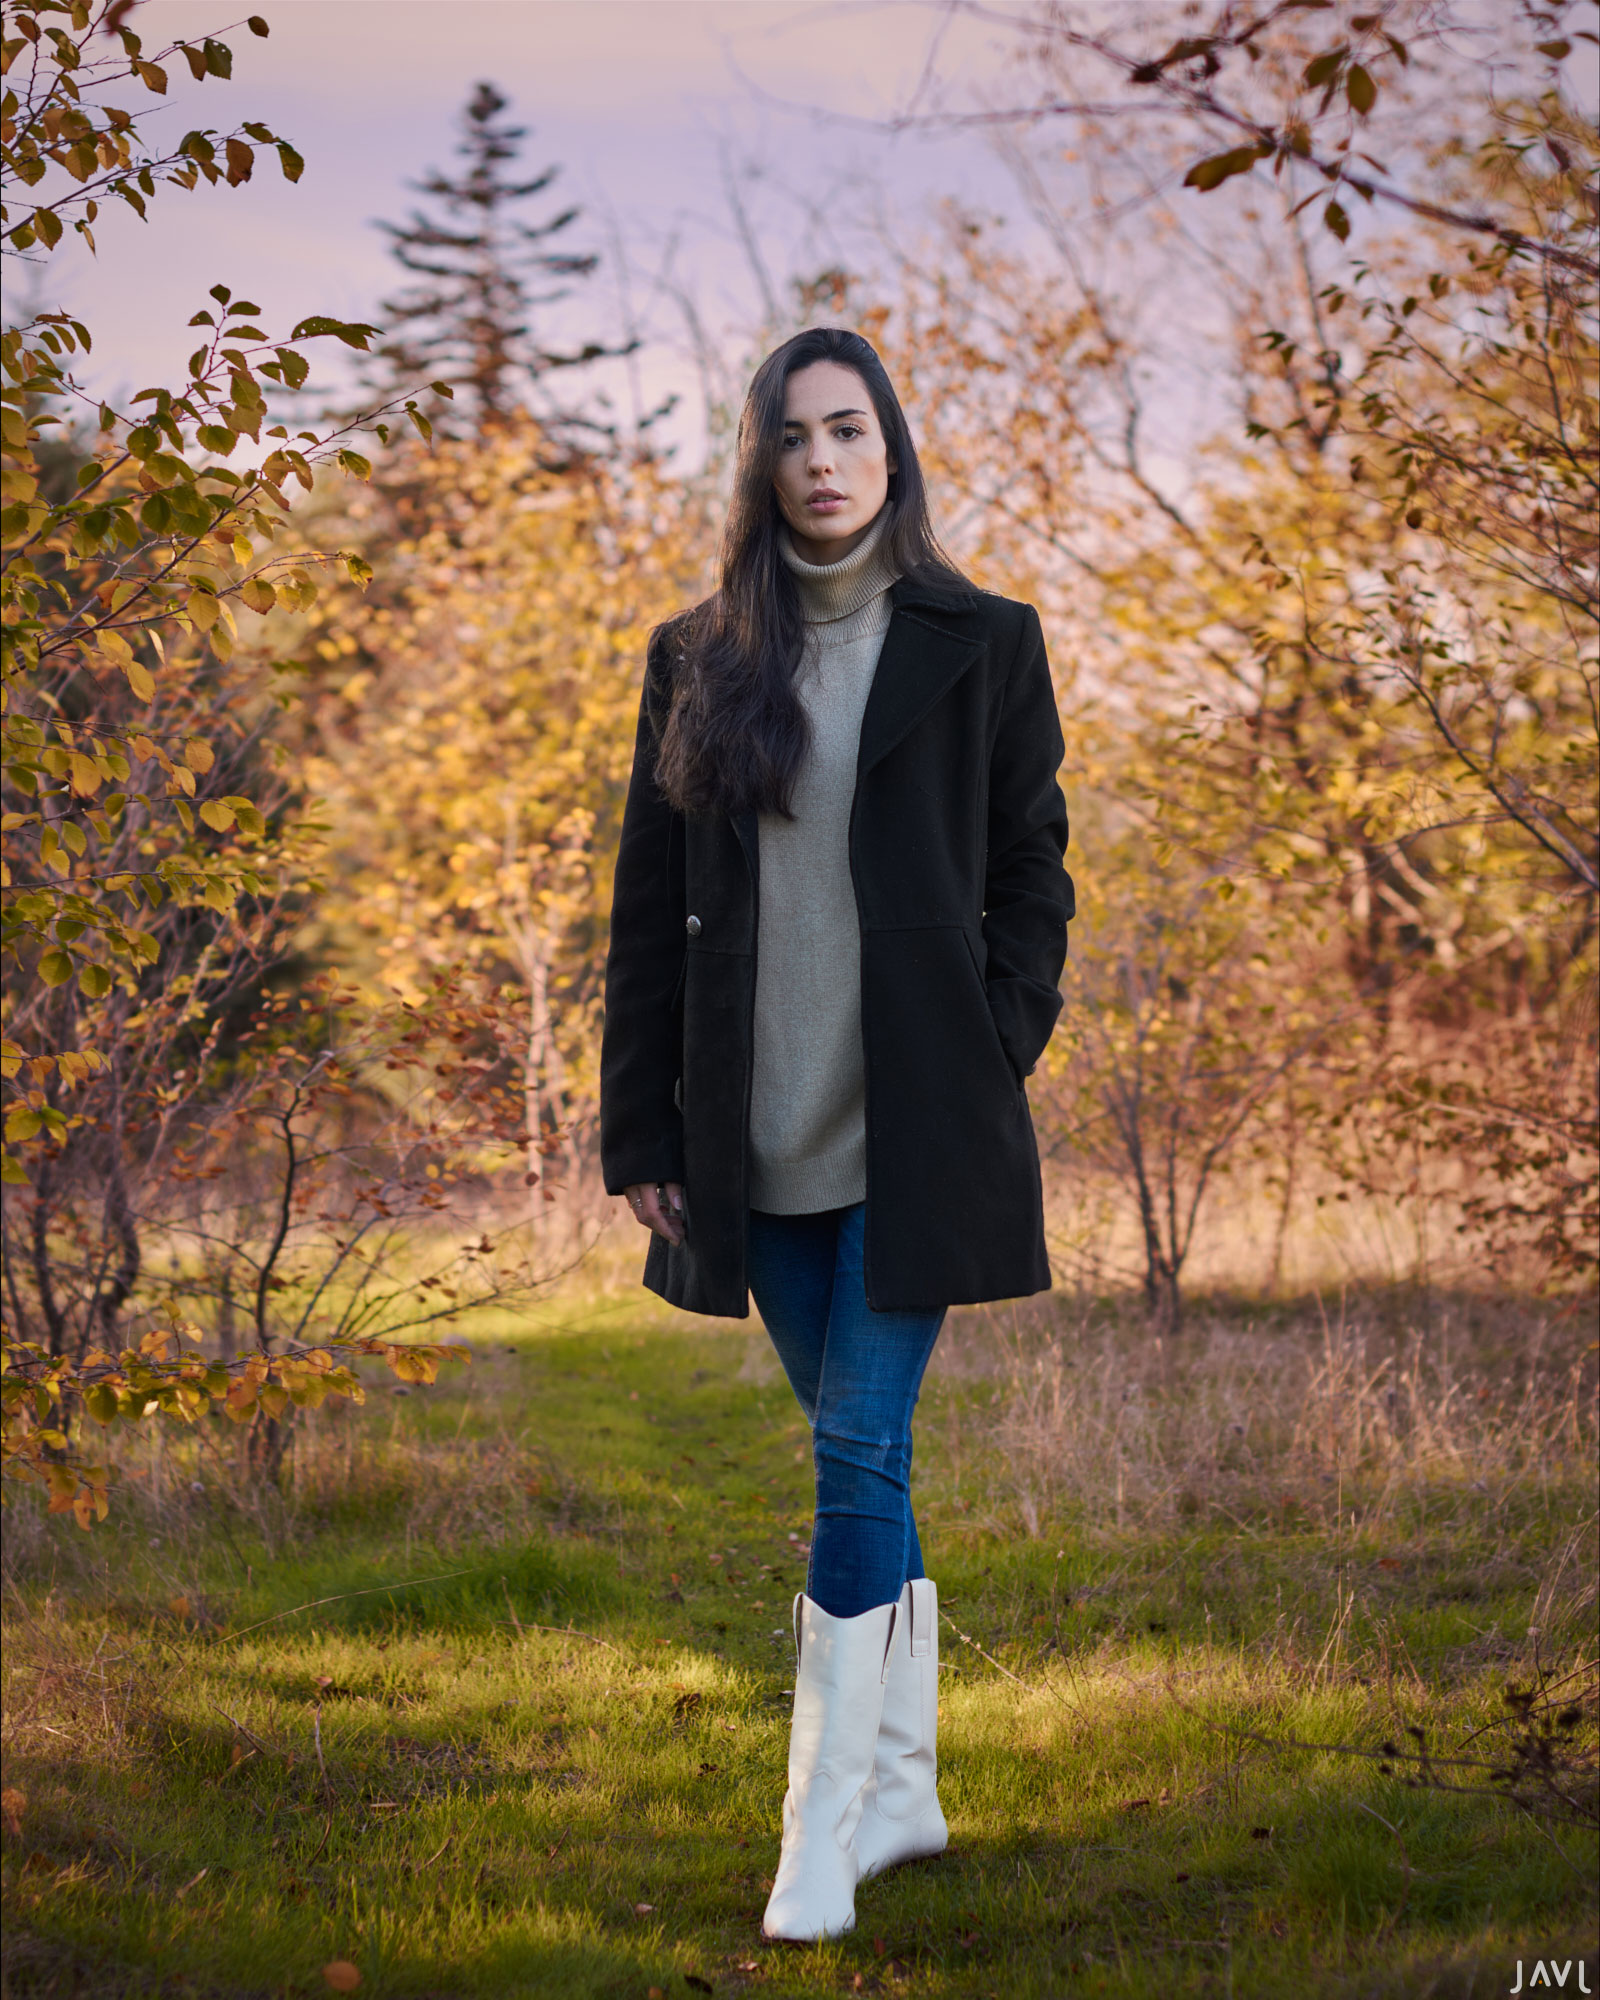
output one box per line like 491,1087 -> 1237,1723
858,583 -> 984,779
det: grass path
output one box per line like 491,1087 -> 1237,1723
2,1299 -> 1595,1997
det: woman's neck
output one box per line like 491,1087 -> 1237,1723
778,509 -> 898,625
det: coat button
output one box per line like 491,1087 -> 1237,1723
685,915 -> 702,937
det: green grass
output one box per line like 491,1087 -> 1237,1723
2,1290 -> 1595,1998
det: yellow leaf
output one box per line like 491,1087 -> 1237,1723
184,738 -> 215,773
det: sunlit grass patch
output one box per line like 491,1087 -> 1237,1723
3,1288 -> 1594,1997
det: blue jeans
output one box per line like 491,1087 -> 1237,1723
746,1203 -> 946,1620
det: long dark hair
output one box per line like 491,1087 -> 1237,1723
654,327 -> 966,819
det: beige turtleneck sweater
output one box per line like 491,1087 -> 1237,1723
748,511 -> 900,1214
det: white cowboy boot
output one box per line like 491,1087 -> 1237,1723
762,1592 -> 899,1942
855,1577 -> 948,1879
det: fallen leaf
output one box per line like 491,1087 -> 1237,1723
322,1964 -> 362,1994
873,1934 -> 887,1956
1175,1870 -> 1191,1882
648,1989 -> 666,1999
634,1901 -> 654,1916
1119,1797 -> 1151,1811
1376,1558 -> 1404,1571
174,1867 -> 207,1897
1,1787 -> 25,1836
168,1595 -> 191,1621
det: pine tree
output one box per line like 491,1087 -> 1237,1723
368,82 -> 623,437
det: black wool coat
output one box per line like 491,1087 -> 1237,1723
599,577 -> 1074,1316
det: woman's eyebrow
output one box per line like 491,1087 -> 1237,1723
783,408 -> 869,425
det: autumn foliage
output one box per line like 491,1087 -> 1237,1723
2,0 -> 1595,1515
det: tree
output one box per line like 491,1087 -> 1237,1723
365,81 -> 628,441
286,420 -> 716,1233
0,0 -> 456,1522
868,0 -> 1598,1293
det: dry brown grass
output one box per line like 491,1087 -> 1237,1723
937,1289 -> 1597,1544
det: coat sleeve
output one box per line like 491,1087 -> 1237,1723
982,603 -> 1074,1083
599,630 -> 688,1194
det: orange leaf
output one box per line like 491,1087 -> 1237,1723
1,1787 -> 25,1837
322,1964 -> 362,1994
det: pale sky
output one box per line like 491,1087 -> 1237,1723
38,0 -> 1041,454
25,0 -> 1570,483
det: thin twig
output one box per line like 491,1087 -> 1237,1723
1512,1797 -> 1591,1882
207,1699 -> 271,1759
1453,1659 -> 1599,1751
500,1576 -> 525,1640
224,1566 -> 485,1641
515,1620 -> 622,1657
939,1608 -> 1075,1708
408,1832 -> 453,1874
312,1701 -> 331,1800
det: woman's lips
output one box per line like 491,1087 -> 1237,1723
806,490 -> 847,512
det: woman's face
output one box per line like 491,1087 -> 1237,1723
772,360 -> 895,564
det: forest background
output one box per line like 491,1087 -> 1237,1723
8,0 -> 1594,1430
1,4 -> 1596,1995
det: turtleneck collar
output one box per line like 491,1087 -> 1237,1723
778,507 -> 899,626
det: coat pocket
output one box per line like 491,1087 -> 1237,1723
960,926 -> 1024,1091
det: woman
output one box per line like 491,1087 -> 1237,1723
600,327 -> 1073,1941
